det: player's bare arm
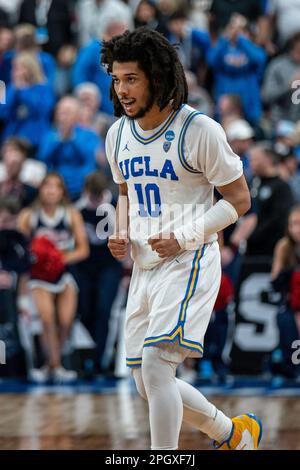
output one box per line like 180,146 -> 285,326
216,174 -> 251,217
108,182 -> 129,260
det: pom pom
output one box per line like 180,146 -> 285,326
30,236 -> 66,282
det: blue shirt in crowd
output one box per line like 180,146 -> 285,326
72,39 -> 114,115
0,50 -> 57,88
208,35 -> 266,123
167,28 -> 211,72
0,83 -> 55,147
38,126 -> 102,199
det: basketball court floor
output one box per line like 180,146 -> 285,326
0,377 -> 299,450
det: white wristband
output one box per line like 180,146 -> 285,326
174,199 -> 239,250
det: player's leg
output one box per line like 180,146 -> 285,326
141,346 -> 183,450
134,243 -> 262,449
133,354 -> 262,450
133,348 -> 232,448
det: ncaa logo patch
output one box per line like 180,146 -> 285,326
165,130 -> 175,141
163,141 -> 171,152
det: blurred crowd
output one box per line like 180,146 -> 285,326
1,0 -> 300,383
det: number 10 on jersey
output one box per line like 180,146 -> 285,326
134,183 -> 161,217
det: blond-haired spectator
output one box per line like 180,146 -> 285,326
0,51 -> 55,152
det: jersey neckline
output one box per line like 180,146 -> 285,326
129,104 -> 184,145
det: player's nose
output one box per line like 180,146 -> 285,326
117,80 -> 129,97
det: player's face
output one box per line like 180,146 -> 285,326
112,61 -> 155,119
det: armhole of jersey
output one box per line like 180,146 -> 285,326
114,117 -> 126,165
178,110 -> 203,174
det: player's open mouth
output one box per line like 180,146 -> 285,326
122,99 -> 135,111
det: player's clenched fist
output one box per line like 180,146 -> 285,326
148,232 -> 181,258
108,231 -> 129,260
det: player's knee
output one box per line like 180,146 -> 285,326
131,367 -> 147,400
142,346 -> 168,390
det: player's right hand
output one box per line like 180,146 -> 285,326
108,231 -> 129,260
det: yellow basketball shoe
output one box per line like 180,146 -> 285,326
213,413 -> 263,450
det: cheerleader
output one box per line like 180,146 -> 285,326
18,172 -> 89,382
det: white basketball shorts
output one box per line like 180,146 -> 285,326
125,241 -> 222,368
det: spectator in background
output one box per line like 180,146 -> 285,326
209,0 -> 265,35
74,81 -> 116,141
266,0 -> 300,48
156,0 -> 177,17
274,120 -> 296,146
166,9 -> 210,80
18,0 -> 76,57
208,13 -> 266,125
0,25 -> 14,85
0,195 -> 30,377
271,204 -> 300,378
18,172 -> 89,383
77,0 -> 133,46
0,137 -> 37,207
217,93 -> 243,128
0,1 -> 22,24
134,0 -> 168,35
54,43 -> 77,97
226,119 -> 255,182
262,33 -> 300,124
72,19 -> 128,115
0,52 -> 55,152
187,0 -> 209,31
209,0 -> 273,52
185,70 -> 213,116
274,142 -> 300,203
4,23 -> 58,87
246,142 -> 294,256
38,96 -> 101,201
76,171 -> 122,374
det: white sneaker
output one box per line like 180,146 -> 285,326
52,366 -> 78,383
28,366 -> 50,383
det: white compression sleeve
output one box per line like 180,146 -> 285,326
132,366 -> 232,444
174,199 -> 238,250
142,347 -> 183,450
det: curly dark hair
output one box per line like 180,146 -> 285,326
101,27 -> 188,117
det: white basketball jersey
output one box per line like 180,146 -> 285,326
106,104 -> 243,269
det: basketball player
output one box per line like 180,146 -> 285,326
102,27 -> 263,450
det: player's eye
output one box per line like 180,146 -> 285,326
113,78 -> 120,85
128,77 -> 136,83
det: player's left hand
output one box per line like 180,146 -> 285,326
148,232 -> 181,258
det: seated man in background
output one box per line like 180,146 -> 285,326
0,137 -> 38,208
38,96 -> 101,201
